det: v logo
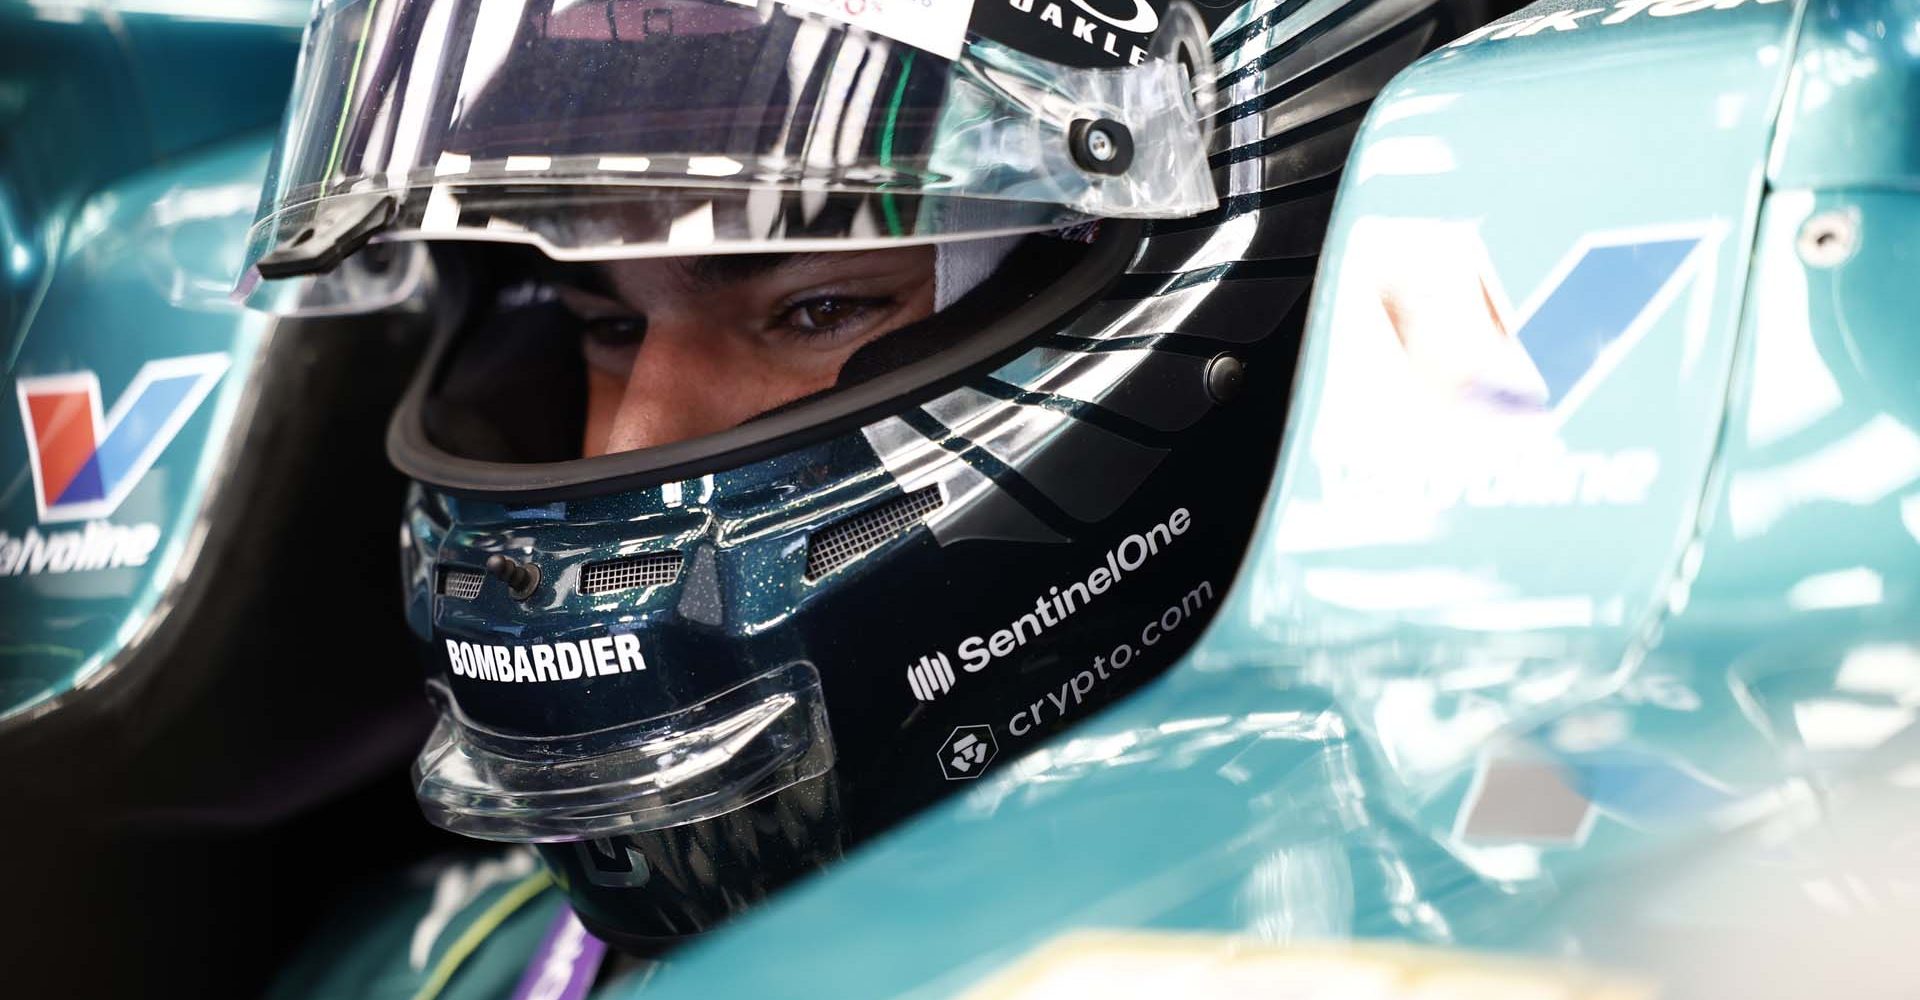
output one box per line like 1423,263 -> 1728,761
1494,230 -> 1712,411
17,354 -> 230,523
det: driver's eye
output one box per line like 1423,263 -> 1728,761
789,299 -> 860,331
582,315 -> 645,347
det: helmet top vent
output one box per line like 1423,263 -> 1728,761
805,486 -> 944,582
582,551 -> 685,596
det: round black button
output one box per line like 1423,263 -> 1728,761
1069,118 -> 1135,176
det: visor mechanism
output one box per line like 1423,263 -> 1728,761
1069,118 -> 1134,175
485,554 -> 541,601
255,192 -> 395,280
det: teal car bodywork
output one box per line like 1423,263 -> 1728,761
597,0 -> 1916,995
42,0 -> 1898,995
0,1 -> 299,725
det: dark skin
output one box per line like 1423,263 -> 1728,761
558,247 -> 937,457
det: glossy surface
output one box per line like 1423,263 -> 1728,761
393,0 -> 1487,948
604,0 -> 1917,996
1770,0 -> 1920,189
0,133 -> 272,725
266,1 -> 1920,997
0,0 -> 302,720
0,0 -> 300,361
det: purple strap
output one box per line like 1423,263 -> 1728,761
510,907 -> 607,1000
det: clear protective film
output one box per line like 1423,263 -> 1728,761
414,660 -> 833,841
239,0 -> 1216,310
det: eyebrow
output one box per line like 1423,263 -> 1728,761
684,253 -> 799,289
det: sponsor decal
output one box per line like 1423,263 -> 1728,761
1448,0 -> 1786,47
7,354 -> 228,577
0,521 -> 162,577
728,0 -> 1163,66
939,724 -> 999,780
1006,578 -> 1212,736
1315,219 -> 1718,511
971,0 -> 1164,68
908,506 -> 1191,702
724,0 -> 977,61
444,633 -> 648,684
18,354 -> 229,523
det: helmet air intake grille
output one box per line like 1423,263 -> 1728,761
440,568 -> 486,600
805,486 -> 944,581
581,551 -> 684,595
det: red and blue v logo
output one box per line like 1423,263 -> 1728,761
16,354 -> 229,524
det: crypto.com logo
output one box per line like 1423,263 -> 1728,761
939,725 -> 998,781
16,354 -> 228,523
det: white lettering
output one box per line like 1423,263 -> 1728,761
613,632 -> 646,672
906,508 -> 1195,700
1014,581 -> 1213,732
1452,0 -> 1783,42
556,642 -> 584,679
1514,7 -> 1603,34
0,521 -> 162,576
438,632 -> 649,685
1068,0 -> 1157,33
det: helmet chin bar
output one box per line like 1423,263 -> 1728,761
544,769 -> 846,947
413,662 -> 834,843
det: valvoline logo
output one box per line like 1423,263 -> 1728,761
1380,223 -> 1716,419
1486,227 -> 1709,413
16,354 -> 229,524
1315,220 -> 1722,513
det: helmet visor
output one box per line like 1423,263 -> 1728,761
240,0 -> 1214,307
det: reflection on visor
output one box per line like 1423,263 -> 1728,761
421,242 -> 946,460
239,0 -> 1213,306
415,661 -> 834,842
417,231 -> 1081,463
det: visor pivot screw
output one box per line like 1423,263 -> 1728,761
1088,130 -> 1116,161
485,554 -> 541,601
1206,354 -> 1247,404
1070,118 -> 1134,176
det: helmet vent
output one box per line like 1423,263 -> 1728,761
440,567 -> 486,600
582,551 -> 684,595
806,486 -> 944,581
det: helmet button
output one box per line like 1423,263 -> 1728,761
1205,354 -> 1247,403
1069,118 -> 1135,175
485,554 -> 542,601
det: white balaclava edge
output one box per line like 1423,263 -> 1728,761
934,234 -> 1025,312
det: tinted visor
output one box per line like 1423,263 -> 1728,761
240,0 -> 1214,310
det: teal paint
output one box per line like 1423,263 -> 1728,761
0,132 -> 275,725
601,1 -> 1920,996
263,1 -> 1920,996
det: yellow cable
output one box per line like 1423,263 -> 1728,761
407,869 -> 554,1000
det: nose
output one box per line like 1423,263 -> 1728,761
596,319 -> 831,455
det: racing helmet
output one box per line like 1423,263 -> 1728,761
241,0 -> 1490,949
